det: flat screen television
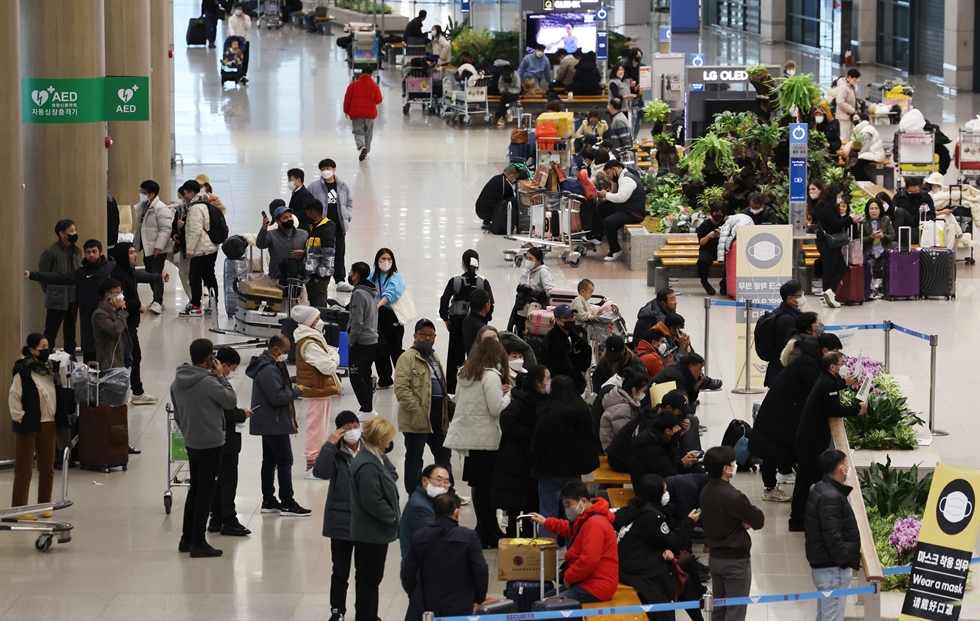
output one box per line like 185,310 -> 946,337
525,13 -> 598,55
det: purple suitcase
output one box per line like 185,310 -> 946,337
884,248 -> 920,300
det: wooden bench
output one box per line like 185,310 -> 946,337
582,584 -> 645,621
666,236 -> 697,244
591,456 -> 632,486
606,487 -> 635,509
647,257 -> 725,290
314,14 -> 335,35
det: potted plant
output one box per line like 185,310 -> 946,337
774,73 -> 824,118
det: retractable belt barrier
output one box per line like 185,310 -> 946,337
701,298 -> 945,435
429,559 -> 980,621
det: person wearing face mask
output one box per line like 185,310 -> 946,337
504,345 -> 528,383
309,160 -> 354,291
782,60 -> 797,77
346,262 -> 380,418
590,160 -> 645,261
314,410 -> 398,621
205,347 -> 253,537
257,203 -> 309,285
812,104 -> 841,155
814,183 -> 861,307
394,319 -> 452,497
429,25 -> 451,66
369,248 -> 406,388
892,178 -> 935,245
527,480 -> 618,603
592,334 -> 646,390
740,191 -> 777,225
343,65 -> 384,162
604,390 -> 689,474
226,3 -> 251,82
805,449 -> 861,621
38,220 -> 82,358
833,68 -> 861,142
636,329 -> 674,380
696,201 -> 727,295
445,338 -> 512,547
245,334 -> 312,517
849,111 -> 884,182
132,180 -> 173,315
602,99 -> 632,154
517,44 -> 552,91
170,338 -> 240,557
791,352 -> 866,532
441,250 -> 495,392
459,288 -> 492,364
177,179 -> 220,316
475,164 -> 519,230
508,247 -> 553,334
9,334 -> 65,518
652,353 -> 717,425
762,279 -> 806,387
806,179 -> 825,231
283,167 -> 318,231
598,371 -> 646,451
628,411 -> 702,485
699,446 -> 765,621
290,305 -> 341,475
624,49 -> 646,142
778,311 -> 822,367
542,305 -> 591,395
613,474 -> 704,621
398,463 -> 452,568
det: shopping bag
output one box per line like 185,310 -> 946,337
389,286 -> 418,326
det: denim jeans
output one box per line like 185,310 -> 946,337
538,475 -> 581,542
544,584 -> 601,603
811,566 -> 852,621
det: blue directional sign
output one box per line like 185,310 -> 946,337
597,30 -> 608,60
462,0 -> 470,13
659,27 -> 671,42
688,53 -> 705,67
596,8 -> 608,20
691,83 -> 704,91
789,123 -> 809,203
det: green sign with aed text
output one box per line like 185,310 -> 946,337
22,76 -> 150,124
22,77 -> 105,124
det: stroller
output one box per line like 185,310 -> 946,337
220,36 -> 250,85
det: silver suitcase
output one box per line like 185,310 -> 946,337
234,307 -> 285,338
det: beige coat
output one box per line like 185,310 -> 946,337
394,348 -> 450,434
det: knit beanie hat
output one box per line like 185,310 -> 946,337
290,305 -> 320,327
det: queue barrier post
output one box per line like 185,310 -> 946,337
732,299 -> 764,395
882,321 -> 892,374
928,334 -> 947,436
424,611 -> 433,621
701,592 -> 714,621
703,297 -> 712,376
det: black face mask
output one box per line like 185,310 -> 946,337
66,233 -> 79,244
280,220 -> 294,230
385,441 -> 394,454
37,349 -> 50,362
348,275 -> 357,287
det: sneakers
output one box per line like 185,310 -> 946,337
701,377 -> 723,391
776,471 -> 796,485
584,237 -> 603,246
496,118 -> 505,127
458,495 -> 472,506
131,393 -> 158,405
762,486 -> 791,502
329,610 -> 346,621
304,469 -> 323,480
181,305 -> 203,316
280,504 -> 312,517
261,500 -> 283,514
604,250 -> 623,262
357,410 -> 378,422
221,523 -> 252,537
359,147 -> 368,162
40,510 -> 52,519
822,289 -> 841,308
128,446 -> 142,455
189,543 -> 223,558
147,301 -> 163,315
335,281 -> 354,293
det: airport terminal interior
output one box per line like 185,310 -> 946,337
1,0 -> 979,619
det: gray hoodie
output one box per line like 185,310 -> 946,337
170,364 -> 239,450
348,280 -> 380,346
245,351 -> 303,436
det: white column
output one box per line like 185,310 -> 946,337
943,0 -> 975,91
760,0 -> 787,44
852,0 -> 877,64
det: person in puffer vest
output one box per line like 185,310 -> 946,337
292,305 -> 340,472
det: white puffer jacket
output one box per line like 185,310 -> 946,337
444,367 -> 511,451
853,121 -> 885,162
184,195 -> 218,257
717,213 -> 754,261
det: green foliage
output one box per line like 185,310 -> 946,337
869,509 -> 914,591
645,174 -> 686,219
748,123 -> 782,156
451,28 -> 494,64
709,111 -> 756,137
824,166 -> 846,186
697,186 -> 724,210
491,31 -> 520,67
337,0 -> 392,15
844,392 -> 925,450
683,134 -> 740,176
652,132 -> 675,147
774,74 -> 824,115
445,16 -> 470,40
746,64 -> 769,79
607,31 -> 631,66
859,456 -> 933,517
644,99 -> 671,123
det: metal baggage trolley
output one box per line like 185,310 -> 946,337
259,0 -> 284,29
894,130 -> 938,174
402,60 -> 439,116
348,27 -> 380,75
505,188 -> 594,268
164,403 -> 190,515
441,75 -> 493,126
956,129 -> 980,187
0,447 -> 74,552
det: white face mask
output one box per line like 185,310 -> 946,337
729,462 -> 738,477
795,294 -> 807,308
661,491 -> 670,507
235,9 -> 242,15
657,342 -> 667,354
541,381 -> 552,394
425,483 -> 448,498
836,197 -> 843,205
378,260 -> 393,272
809,190 -> 821,200
535,51 -> 544,59
277,353 -> 288,363
321,169 -> 334,180
814,115 -> 824,124
314,319 -> 326,332
343,428 -> 362,444
509,358 -> 525,372
139,194 -> 148,204
786,69 -> 796,76
749,207 -> 764,215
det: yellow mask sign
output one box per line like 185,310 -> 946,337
900,463 -> 980,621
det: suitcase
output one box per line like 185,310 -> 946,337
476,598 -> 518,615
224,259 -> 249,318
549,288 -> 579,305
321,304 -> 350,333
725,240 -> 737,299
863,259 -> 873,300
77,402 -> 129,472
919,247 -> 956,299
835,264 -> 865,305
506,582 -> 553,613
186,17 -> 207,46
533,596 -> 582,612
235,307 -> 286,338
883,248 -> 920,299
526,308 -> 555,335
237,280 -> 283,299
337,331 -> 350,370
237,293 -> 284,313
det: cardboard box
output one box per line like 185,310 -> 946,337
496,538 -> 557,582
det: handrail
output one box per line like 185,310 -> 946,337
830,418 -> 884,582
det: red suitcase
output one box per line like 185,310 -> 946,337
78,403 -> 129,472
835,264 -> 865,305
725,240 -> 737,299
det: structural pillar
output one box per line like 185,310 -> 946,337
0,0 -> 25,461
852,0 -> 877,65
759,0 -> 787,44
150,0 -> 174,202
943,0 -> 975,91
21,0 -> 107,333
106,0 -> 152,212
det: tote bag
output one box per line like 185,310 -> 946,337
389,285 -> 418,326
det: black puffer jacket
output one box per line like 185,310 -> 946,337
628,427 -> 680,485
530,398 -> 599,478
543,325 -> 591,395
493,387 -> 546,509
804,476 -> 861,570
749,337 -> 823,468
605,406 -> 657,472
651,364 -> 700,404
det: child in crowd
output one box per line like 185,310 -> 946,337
223,40 -> 244,67
572,278 -> 596,326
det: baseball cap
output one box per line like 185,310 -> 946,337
605,335 -> 625,360
553,304 -> 574,320
273,205 -> 293,220
415,318 -> 435,332
659,389 -> 689,412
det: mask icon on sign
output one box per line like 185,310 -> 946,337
939,491 -> 974,524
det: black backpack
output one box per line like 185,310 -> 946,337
221,235 -> 247,260
205,202 -> 229,245
753,311 -> 780,362
721,419 -> 755,470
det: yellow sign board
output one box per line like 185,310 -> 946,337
900,463 -> 980,621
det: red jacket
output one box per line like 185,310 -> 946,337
636,340 -> 664,379
542,498 -> 619,600
344,75 -> 383,120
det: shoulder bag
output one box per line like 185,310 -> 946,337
389,284 -> 418,326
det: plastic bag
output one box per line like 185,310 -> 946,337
98,368 -> 132,408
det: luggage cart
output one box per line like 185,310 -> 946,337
0,447 -> 74,552
348,27 -> 380,75
440,76 -> 493,126
259,0 -> 284,29
163,403 -> 189,515
505,188 -> 594,268
955,129 -> 980,187
894,130 -> 938,174
402,61 -> 439,116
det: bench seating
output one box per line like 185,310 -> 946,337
606,487 -> 635,509
591,456 -> 632,486
582,584 -> 645,621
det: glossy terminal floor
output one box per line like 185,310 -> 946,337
1,3 -> 979,619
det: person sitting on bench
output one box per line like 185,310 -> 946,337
585,160 -> 645,262
528,480 -> 619,603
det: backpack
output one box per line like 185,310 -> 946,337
450,276 -> 485,315
204,202 -> 229,245
721,419 -> 755,470
753,311 -> 780,362
221,235 -> 247,260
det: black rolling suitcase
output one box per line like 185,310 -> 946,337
476,598 -> 518,615
919,247 -> 956,299
186,17 -> 207,46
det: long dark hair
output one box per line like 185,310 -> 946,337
462,249 -> 480,276
371,247 -> 398,283
549,376 -> 590,432
819,183 -> 846,210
